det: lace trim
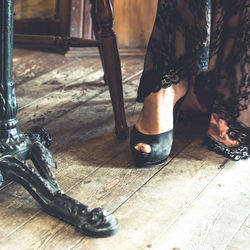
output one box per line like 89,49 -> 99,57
136,0 -> 249,144
204,136 -> 250,161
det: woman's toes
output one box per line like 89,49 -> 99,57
134,143 -> 152,153
224,135 -> 240,148
141,144 -> 152,153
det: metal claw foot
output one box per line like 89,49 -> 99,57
46,194 -> 119,238
0,128 -> 119,237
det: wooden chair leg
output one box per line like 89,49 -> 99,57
91,0 -> 129,139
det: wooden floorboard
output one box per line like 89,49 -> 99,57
13,49 -> 74,85
73,139 -> 229,250
0,49 -> 249,250
151,159 -> 250,250
17,57 -> 144,129
226,214 -> 250,250
16,57 -> 102,109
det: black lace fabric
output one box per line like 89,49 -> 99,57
136,0 -> 250,159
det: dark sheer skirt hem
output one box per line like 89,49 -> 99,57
136,69 -> 191,103
204,136 -> 250,161
136,70 -> 163,103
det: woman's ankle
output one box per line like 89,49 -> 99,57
136,81 -> 188,131
172,80 -> 189,105
134,81 -> 189,153
136,87 -> 175,134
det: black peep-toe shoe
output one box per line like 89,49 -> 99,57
130,126 -> 173,168
130,93 -> 187,168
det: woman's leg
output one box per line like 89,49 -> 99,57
196,0 -> 249,159
133,0 -> 209,155
135,81 -> 188,153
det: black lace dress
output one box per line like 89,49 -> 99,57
137,0 -> 250,160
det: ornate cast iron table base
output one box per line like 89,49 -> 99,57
0,0 -> 119,238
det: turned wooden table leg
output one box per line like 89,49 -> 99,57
91,0 -> 129,139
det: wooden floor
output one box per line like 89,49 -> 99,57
0,48 -> 250,250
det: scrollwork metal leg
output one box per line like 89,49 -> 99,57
0,0 -> 119,238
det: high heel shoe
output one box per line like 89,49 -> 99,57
130,90 -> 189,168
130,126 -> 174,167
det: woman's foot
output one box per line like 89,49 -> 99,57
205,113 -> 249,161
207,113 -> 240,148
135,81 -> 189,153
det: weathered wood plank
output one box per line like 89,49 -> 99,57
13,49 -> 75,85
16,57 -> 102,109
13,48 -> 42,61
150,159 -> 250,250
0,185 -> 40,241
18,76 -> 143,186
17,57 -> 144,130
16,56 -> 143,110
71,138 -> 227,250
226,214 -> 250,250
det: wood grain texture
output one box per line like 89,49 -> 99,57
14,0 -> 56,20
16,57 -> 101,108
13,49 -> 74,85
72,139 -> 228,250
151,159 -> 250,250
226,214 -> 250,250
114,0 -> 157,48
17,57 -> 144,128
